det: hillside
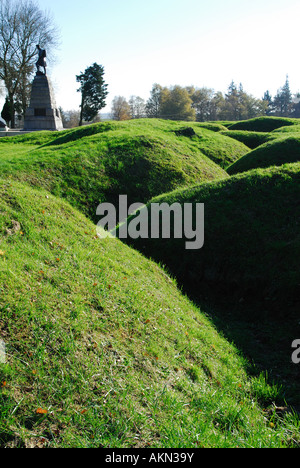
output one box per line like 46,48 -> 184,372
119,163 -> 300,317
0,119 -> 250,223
227,116 -> 300,132
1,117 -> 300,448
117,161 -> 300,410
1,180 -> 298,448
227,133 -> 300,174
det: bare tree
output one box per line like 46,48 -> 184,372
60,109 -> 81,128
0,0 -> 59,127
111,96 -> 131,121
129,95 -> 146,119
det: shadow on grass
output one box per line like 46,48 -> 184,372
183,284 -> 300,412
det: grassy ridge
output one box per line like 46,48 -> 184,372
119,163 -> 300,317
227,133 -> 300,174
0,119 -> 251,223
1,117 -> 300,448
2,180 -> 299,447
227,117 -> 299,132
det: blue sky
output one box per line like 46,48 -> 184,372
2,0 -> 300,113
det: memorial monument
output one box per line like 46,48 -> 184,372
24,45 -> 63,131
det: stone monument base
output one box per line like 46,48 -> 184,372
24,74 -> 63,131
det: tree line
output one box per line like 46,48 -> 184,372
62,76 -> 300,128
109,76 -> 300,123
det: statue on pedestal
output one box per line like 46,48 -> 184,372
36,45 -> 47,76
24,44 -> 63,131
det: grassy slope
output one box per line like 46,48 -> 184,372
0,119 -> 250,223
227,116 -> 299,132
2,181 -> 299,448
227,132 -> 300,174
1,117 -> 300,448
120,163 -> 300,318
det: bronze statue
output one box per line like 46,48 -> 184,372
36,45 -> 47,75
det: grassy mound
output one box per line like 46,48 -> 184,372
227,117 -> 299,132
271,125 -> 300,135
119,164 -> 300,317
1,180 -> 298,448
0,119 -> 251,223
227,135 -> 300,174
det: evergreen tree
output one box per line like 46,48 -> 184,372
76,63 -> 108,126
273,76 -> 293,117
262,91 -> 273,115
145,84 -> 164,118
220,81 -> 240,120
220,82 -> 266,120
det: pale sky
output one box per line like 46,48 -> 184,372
1,0 -> 300,114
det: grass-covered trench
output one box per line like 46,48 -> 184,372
0,117 -> 300,448
0,180 -> 299,448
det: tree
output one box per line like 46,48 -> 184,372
160,85 -> 195,121
60,108 -> 81,128
209,91 -> 225,121
111,96 -> 131,121
76,63 -> 108,126
0,0 -> 59,128
237,84 -> 267,119
219,81 -> 266,121
145,84 -> 164,118
273,76 -> 293,117
244,93 -> 268,119
262,90 -> 273,115
188,86 -> 215,122
292,93 -> 300,118
129,95 -> 145,119
220,81 -> 241,120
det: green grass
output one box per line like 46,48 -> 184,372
272,124 -> 300,135
1,117 -> 300,448
0,130 -> 62,147
0,119 -> 251,223
227,133 -> 300,174
120,163 -> 300,318
118,162 -> 300,413
220,130 -> 275,150
1,180 -> 299,448
227,116 -> 300,132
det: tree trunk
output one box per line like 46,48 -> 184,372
9,94 -> 15,129
79,96 -> 84,126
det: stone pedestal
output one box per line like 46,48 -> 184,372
24,74 -> 63,131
